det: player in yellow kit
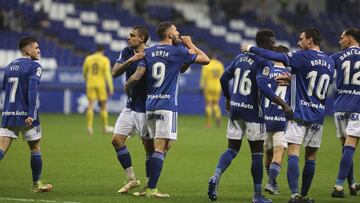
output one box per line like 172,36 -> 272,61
200,53 -> 224,128
83,45 -> 114,134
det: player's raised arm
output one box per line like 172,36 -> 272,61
112,52 -> 145,78
181,36 -> 210,65
124,66 -> 146,96
242,44 -> 288,64
105,58 -> 114,95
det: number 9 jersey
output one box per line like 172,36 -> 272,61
1,58 -> 42,127
138,45 -> 196,112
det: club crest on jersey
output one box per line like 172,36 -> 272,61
36,67 -> 42,77
262,66 -> 270,76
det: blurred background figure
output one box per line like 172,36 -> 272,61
83,45 -> 114,135
200,52 -> 224,128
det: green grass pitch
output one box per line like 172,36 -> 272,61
0,114 -> 359,203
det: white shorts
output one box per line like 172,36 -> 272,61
146,110 -> 177,140
0,125 -> 42,141
284,120 -> 323,148
226,119 -> 266,141
334,112 -> 360,138
264,131 -> 288,150
114,108 -> 150,139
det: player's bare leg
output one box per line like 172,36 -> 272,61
99,100 -> 113,134
28,139 -> 52,192
86,99 -> 95,135
205,101 -> 213,128
0,136 -> 12,160
213,99 -> 222,127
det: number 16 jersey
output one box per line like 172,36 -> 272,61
138,45 -> 196,112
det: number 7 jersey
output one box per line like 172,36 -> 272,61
138,44 -> 196,112
2,58 -> 42,127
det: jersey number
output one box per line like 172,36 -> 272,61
306,70 -> 330,99
152,62 -> 165,87
341,60 -> 360,85
233,68 -> 252,96
8,77 -> 19,103
92,63 -> 99,75
264,85 -> 287,109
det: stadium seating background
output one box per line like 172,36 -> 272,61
0,0 -> 357,114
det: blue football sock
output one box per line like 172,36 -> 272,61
0,149 -> 4,160
251,153 -> 263,197
301,160 -> 316,196
148,151 -> 164,189
214,148 -> 238,177
336,146 -> 355,186
347,163 -> 355,185
145,153 -> 152,179
116,146 -> 132,169
30,151 -> 42,182
268,162 -> 281,186
287,154 -> 299,194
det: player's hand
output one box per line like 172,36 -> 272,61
225,99 -> 230,113
282,104 -> 293,120
241,44 -> 252,52
188,48 -> 196,55
25,117 -> 34,126
180,36 -> 193,47
129,52 -> 145,62
276,72 -> 291,86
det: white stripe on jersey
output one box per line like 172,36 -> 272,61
175,75 -> 179,106
291,74 -> 296,111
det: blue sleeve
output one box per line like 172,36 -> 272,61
179,46 -> 197,64
138,58 -> 146,68
256,61 -> 276,100
220,61 -> 236,100
28,65 -> 42,118
116,48 -> 129,64
283,50 -> 304,69
2,72 -> 6,91
249,46 -> 288,65
28,78 -> 39,118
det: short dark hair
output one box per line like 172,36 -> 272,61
344,28 -> 360,43
133,25 -> 149,43
302,27 -> 321,46
273,45 -> 289,53
96,45 -> 105,52
156,21 -> 174,40
18,37 -> 37,50
256,29 -> 275,49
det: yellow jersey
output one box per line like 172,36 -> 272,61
200,58 -> 224,92
83,52 -> 114,93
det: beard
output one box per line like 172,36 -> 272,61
171,35 -> 180,46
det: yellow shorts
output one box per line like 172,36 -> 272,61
204,90 -> 221,103
86,87 -> 107,101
